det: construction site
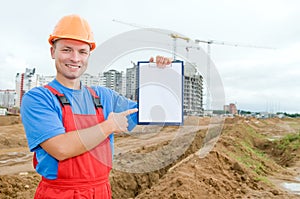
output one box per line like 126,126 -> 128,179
1,17 -> 298,199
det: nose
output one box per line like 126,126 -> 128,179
70,51 -> 80,62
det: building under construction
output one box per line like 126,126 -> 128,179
183,62 -> 204,116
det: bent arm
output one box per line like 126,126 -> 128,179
40,109 -> 138,161
40,121 -> 110,161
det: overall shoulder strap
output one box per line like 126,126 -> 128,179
44,85 -> 75,130
86,86 -> 105,122
44,85 -> 70,106
86,87 -> 103,109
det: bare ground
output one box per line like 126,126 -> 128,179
0,116 -> 300,198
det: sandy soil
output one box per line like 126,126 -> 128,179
0,115 -> 300,199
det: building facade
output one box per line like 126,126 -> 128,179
224,103 -> 238,115
80,73 -> 100,87
183,63 -> 204,115
36,75 -> 55,87
0,89 -> 16,108
126,63 -> 138,101
101,69 -> 125,96
15,68 -> 37,107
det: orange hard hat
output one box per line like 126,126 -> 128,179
48,14 -> 96,51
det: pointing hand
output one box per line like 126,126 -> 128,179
107,108 -> 138,133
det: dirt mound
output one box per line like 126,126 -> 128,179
0,116 -> 21,126
0,116 -> 37,198
110,117 -> 300,198
0,172 -> 40,199
110,126 -> 207,198
136,151 -> 284,199
0,124 -> 27,149
0,115 -> 21,126
0,116 -> 300,199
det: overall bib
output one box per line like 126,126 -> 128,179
34,85 -> 112,199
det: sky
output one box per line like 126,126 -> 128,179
0,0 -> 299,113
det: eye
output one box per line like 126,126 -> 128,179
80,50 -> 89,55
62,48 -> 72,52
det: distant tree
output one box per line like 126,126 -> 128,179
239,110 -> 251,115
283,112 -> 300,118
213,110 -> 227,115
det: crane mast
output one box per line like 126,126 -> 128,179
112,19 -> 274,111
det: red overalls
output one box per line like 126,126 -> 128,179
34,85 -> 112,199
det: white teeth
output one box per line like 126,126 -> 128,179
66,64 -> 80,69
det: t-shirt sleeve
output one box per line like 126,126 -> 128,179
20,87 -> 65,152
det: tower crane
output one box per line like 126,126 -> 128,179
112,19 -> 191,60
193,39 -> 274,110
170,33 -> 191,60
112,19 -> 274,110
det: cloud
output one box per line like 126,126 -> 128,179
0,53 -> 28,89
0,0 -> 299,112
217,42 -> 300,112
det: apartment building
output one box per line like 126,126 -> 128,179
224,103 -> 238,115
0,89 -> 16,108
37,75 -> 55,86
126,63 -> 138,100
184,63 -> 204,115
15,68 -> 37,107
80,73 -> 100,87
101,69 -> 125,96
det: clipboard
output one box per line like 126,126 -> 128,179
137,60 -> 184,125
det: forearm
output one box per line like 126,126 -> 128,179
40,121 -> 113,161
40,109 -> 137,161
77,120 -> 112,151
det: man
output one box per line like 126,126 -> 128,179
21,14 -> 171,198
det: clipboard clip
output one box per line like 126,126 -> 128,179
147,62 -> 173,68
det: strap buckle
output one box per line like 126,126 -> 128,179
56,95 -> 71,106
93,97 -> 103,108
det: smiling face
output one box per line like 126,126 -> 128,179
51,39 -> 91,89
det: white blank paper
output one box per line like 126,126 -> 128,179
137,61 -> 183,125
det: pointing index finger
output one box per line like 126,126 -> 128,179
122,108 -> 138,116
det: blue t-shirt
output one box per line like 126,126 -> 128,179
21,79 -> 137,179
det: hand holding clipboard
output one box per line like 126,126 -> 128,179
149,55 -> 173,67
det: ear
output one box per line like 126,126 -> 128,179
50,46 -> 55,59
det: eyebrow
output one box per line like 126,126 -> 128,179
61,45 -> 90,51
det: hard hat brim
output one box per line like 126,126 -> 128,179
48,35 -> 96,51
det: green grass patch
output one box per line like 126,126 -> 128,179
276,132 -> 300,151
240,141 -> 266,159
253,176 -> 273,187
227,141 -> 268,176
245,126 -> 266,139
229,152 -> 267,176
